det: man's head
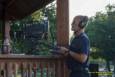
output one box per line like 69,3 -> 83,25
71,15 -> 88,32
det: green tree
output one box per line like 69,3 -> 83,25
10,2 -> 56,55
86,4 -> 115,72
36,2 -> 57,55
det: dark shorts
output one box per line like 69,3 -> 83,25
69,68 -> 90,77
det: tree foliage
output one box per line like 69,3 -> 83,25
10,2 -> 56,55
86,4 -> 115,61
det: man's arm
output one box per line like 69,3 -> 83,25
68,50 -> 88,63
58,47 -> 88,63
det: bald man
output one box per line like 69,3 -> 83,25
58,15 -> 90,77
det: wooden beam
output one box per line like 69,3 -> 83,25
6,0 -> 15,8
56,0 -> 69,46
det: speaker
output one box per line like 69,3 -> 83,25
79,16 -> 88,28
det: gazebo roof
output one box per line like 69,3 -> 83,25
0,0 -> 53,20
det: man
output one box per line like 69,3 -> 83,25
58,15 -> 90,77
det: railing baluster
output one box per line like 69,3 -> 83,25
0,62 -> 5,77
21,63 -> 25,77
28,63 -> 32,77
33,63 -> 37,77
0,62 -> 3,77
4,63 -> 7,77
48,62 -> 51,77
21,62 -> 28,77
53,61 -> 56,77
0,55 -> 67,77
6,62 -> 12,77
40,62 -> 43,77
50,62 -> 55,77
46,62 -> 49,77
12,63 -> 18,77
54,62 -> 56,77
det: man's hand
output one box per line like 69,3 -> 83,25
57,47 -> 69,56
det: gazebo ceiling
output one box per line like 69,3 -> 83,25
0,0 -> 54,20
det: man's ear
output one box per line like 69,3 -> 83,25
78,16 -> 88,28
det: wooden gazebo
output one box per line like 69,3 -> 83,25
0,0 -> 69,53
0,0 -> 69,77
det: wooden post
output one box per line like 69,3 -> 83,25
1,2 -> 11,54
2,20 -> 11,54
56,0 -> 69,46
56,1 -> 69,77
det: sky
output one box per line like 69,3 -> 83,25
69,0 -> 115,37
69,0 -> 115,23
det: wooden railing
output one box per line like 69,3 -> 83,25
0,54 -> 68,77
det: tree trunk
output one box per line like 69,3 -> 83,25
113,61 -> 115,77
106,60 -> 112,77
106,60 -> 111,71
